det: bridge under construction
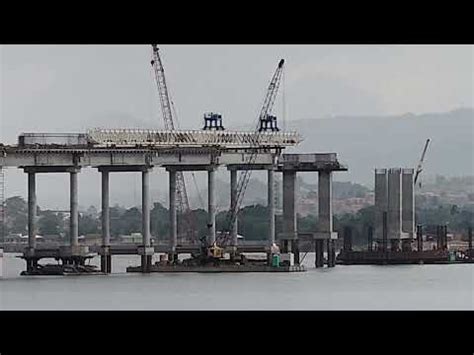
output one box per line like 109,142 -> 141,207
0,129 -> 347,274
0,45 -> 350,275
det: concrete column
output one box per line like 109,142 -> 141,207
318,171 -> 333,233
142,169 -> 151,247
374,169 -> 388,241
315,240 -> 324,268
169,169 -> 177,255
101,170 -> 111,273
230,169 -> 238,247
436,225 -> 441,250
368,226 -> 374,252
343,226 -> 352,251
141,168 -> 152,273
443,225 -> 448,250
282,170 -> 297,240
326,239 -> 336,267
27,172 -> 37,250
207,168 -> 216,245
70,170 -> 79,247
401,239 -> 412,252
267,169 -> 275,246
382,211 -> 388,252
331,240 -> 336,267
390,239 -> 400,252
101,171 -> 110,247
387,168 -> 402,240
326,239 -> 331,266
416,225 -> 423,252
468,227 -> 472,250
402,168 -> 415,237
468,227 -> 472,260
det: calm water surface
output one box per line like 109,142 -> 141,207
0,253 -> 472,310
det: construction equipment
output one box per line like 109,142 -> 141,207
215,59 -> 286,252
414,138 -> 431,187
150,44 -> 195,243
203,113 -> 225,131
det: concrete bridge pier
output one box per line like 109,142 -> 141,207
207,167 -> 217,245
468,227 -> 472,259
343,226 -> 353,252
316,170 -> 338,268
168,168 -> 178,262
26,171 -> 37,271
267,168 -> 276,250
265,167 -> 277,265
70,168 -> 79,248
326,239 -> 336,267
100,168 -> 111,273
315,240 -> 324,268
140,167 -> 153,273
23,166 -> 88,271
368,226 -> 374,252
416,225 -> 423,252
230,168 -> 238,258
281,170 -> 299,264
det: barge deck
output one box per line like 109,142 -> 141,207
126,264 -> 306,273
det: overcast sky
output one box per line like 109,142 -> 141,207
0,45 -> 472,208
1,45 -> 472,143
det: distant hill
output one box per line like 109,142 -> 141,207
285,108 -> 474,185
5,108 -> 472,209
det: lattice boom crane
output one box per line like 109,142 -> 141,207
151,45 -> 190,214
414,138 -> 431,186
217,59 -> 285,247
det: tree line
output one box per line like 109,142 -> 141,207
1,196 -> 472,245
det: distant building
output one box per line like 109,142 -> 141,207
119,233 -> 143,244
4,233 -> 44,244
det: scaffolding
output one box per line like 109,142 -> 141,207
86,128 -> 302,148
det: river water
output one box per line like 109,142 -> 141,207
0,253 -> 472,310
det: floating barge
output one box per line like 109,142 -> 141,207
336,249 -> 473,265
127,261 -> 306,273
127,265 -> 305,273
20,263 -> 102,276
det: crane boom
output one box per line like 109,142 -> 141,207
414,138 -> 431,184
151,44 -> 175,131
151,45 -> 190,213
217,59 -> 285,246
